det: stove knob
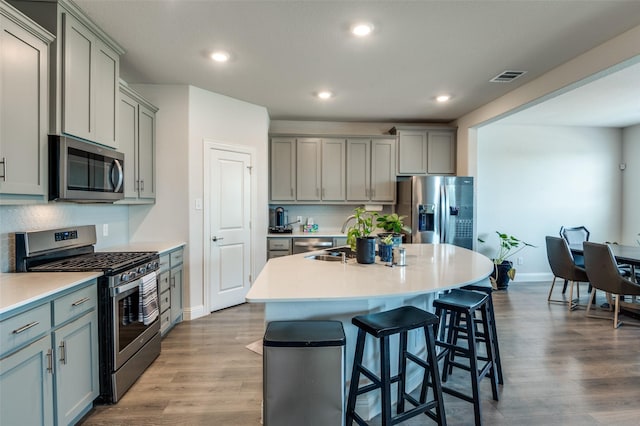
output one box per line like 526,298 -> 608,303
137,266 -> 146,274
120,273 -> 130,282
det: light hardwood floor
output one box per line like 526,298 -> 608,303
79,282 -> 640,425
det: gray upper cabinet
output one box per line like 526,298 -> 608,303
270,137 -> 296,201
296,138 -> 322,201
270,134 -> 395,204
395,127 -> 456,175
8,0 -> 124,148
118,83 -> 158,203
347,138 -> 396,203
0,2 -> 53,203
296,137 -> 346,202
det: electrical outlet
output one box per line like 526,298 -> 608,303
102,224 -> 109,237
517,257 -> 524,265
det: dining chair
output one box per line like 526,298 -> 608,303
583,242 -> 640,328
559,226 -> 590,294
545,236 -> 589,312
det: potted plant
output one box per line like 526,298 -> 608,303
478,231 -> 536,290
376,213 -> 411,246
378,234 -> 394,263
346,207 -> 378,264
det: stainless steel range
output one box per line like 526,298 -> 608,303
15,225 -> 160,403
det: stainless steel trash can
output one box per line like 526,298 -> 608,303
263,320 -> 346,426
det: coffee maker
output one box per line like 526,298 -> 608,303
269,207 -> 293,233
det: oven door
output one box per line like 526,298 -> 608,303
111,277 -> 160,370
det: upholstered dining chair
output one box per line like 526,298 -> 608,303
583,242 -> 640,328
546,236 -> 589,312
559,226 -> 590,293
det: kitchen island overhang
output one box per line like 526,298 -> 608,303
246,243 -> 494,422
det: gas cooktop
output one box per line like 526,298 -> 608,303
28,251 -> 156,273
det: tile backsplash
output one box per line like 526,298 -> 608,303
269,204 -> 392,231
0,204 -> 129,272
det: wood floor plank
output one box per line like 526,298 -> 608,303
79,282 -> 640,425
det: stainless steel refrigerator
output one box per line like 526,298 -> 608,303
396,176 -> 474,249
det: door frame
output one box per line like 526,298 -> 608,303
202,139 -> 256,313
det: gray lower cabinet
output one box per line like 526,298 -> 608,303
159,246 -> 184,336
0,279 -> 99,426
0,2 -> 53,203
267,238 -> 292,259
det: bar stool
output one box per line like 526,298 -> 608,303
433,289 -> 499,426
345,306 -> 446,425
461,284 -> 504,385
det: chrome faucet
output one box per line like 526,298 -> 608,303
340,215 -> 356,233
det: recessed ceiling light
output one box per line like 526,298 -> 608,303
211,51 -> 230,62
317,91 -> 333,100
436,95 -> 451,103
351,23 -> 373,37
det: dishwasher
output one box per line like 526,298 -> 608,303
292,237 -> 335,254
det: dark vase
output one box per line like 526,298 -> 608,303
378,243 -> 393,262
493,261 -> 513,289
356,237 -> 376,264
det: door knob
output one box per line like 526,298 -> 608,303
212,236 -> 224,242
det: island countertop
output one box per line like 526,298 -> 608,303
246,243 -> 494,303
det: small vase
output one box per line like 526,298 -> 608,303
378,243 -> 393,262
356,237 -> 376,264
391,233 -> 403,247
493,261 -> 513,289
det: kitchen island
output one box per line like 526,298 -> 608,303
246,243 -> 494,420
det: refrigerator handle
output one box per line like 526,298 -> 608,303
440,185 -> 447,243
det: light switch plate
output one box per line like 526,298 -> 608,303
195,198 -> 203,210
102,224 -> 109,236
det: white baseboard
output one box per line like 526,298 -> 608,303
183,304 -> 206,321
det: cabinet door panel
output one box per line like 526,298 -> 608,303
321,139 -> 345,201
427,132 -> 456,174
138,105 -> 155,198
0,336 -> 54,426
371,139 -> 396,202
119,92 -> 138,198
170,266 -> 183,324
54,310 -> 99,426
0,20 -> 46,195
296,138 -> 321,201
62,13 -> 93,140
94,41 -> 119,148
397,130 -> 427,174
346,139 -> 370,201
270,138 -> 296,201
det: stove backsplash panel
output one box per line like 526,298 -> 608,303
0,204 -> 129,272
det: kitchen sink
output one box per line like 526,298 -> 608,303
305,254 -> 345,262
324,246 -> 356,258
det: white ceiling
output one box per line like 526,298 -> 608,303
74,0 -> 640,127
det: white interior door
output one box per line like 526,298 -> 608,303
208,147 -> 252,311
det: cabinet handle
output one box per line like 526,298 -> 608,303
59,341 -> 67,364
0,157 -> 6,181
140,179 -> 145,191
171,276 -> 176,288
12,321 -> 39,334
322,188 -> 325,198
71,297 -> 91,306
316,188 -> 319,197
371,188 -> 375,198
46,349 -> 53,373
290,188 -> 293,197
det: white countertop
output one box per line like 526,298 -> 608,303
0,272 -> 103,315
246,243 -> 494,303
102,241 -> 186,254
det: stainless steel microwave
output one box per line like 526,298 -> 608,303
49,135 -> 124,202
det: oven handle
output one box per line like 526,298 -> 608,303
112,278 -> 144,296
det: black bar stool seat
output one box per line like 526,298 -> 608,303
346,306 -> 446,425
433,289 -> 499,426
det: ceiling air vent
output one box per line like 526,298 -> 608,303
490,70 -> 526,83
